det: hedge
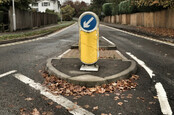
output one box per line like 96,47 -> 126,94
102,3 -> 113,16
118,0 -> 136,14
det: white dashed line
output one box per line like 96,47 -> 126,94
14,73 -> 94,115
0,23 -> 77,48
101,36 -> 115,46
0,70 -> 17,78
126,52 -> 172,115
101,24 -> 174,47
155,83 -> 172,115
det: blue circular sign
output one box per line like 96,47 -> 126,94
80,13 -> 98,32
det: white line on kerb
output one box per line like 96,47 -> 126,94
126,52 -> 155,78
155,83 -> 173,115
101,36 -> 115,46
0,70 -> 17,78
14,73 -> 94,115
57,49 -> 71,59
116,50 -> 128,61
101,24 -> 174,47
126,52 -> 172,115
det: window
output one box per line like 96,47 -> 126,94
42,2 -> 50,6
32,3 -> 38,7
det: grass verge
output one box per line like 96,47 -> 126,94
0,21 -> 75,41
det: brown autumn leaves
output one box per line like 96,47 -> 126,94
42,71 -> 139,97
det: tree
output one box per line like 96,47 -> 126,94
61,5 -> 75,21
134,0 -> 174,8
63,0 -> 88,17
0,0 -> 32,10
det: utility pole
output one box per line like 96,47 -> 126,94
12,0 -> 16,31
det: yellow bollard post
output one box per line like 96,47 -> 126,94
78,12 -> 99,71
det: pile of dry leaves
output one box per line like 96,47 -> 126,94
42,71 -> 139,96
137,26 -> 174,38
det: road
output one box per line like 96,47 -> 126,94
0,23 -> 173,115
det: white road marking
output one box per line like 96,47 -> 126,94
116,50 -> 128,61
57,49 -> 71,59
101,25 -> 174,47
0,23 -> 77,48
126,52 -> 172,115
0,70 -> 17,78
14,73 -> 94,115
101,36 -> 115,46
155,83 -> 173,115
126,52 -> 155,78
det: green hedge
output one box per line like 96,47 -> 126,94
136,5 -> 165,13
118,0 -> 136,14
0,11 -> 3,23
102,3 -> 113,16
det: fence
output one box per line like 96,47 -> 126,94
0,11 -> 9,32
9,7 -> 58,32
103,9 -> 174,29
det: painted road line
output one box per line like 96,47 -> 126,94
57,49 -> 71,59
126,52 -> 172,115
0,70 -> 17,78
14,73 -> 94,115
155,83 -> 173,115
101,25 -> 174,47
126,52 -> 155,78
101,36 -> 115,46
0,23 -> 77,48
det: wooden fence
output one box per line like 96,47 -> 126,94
104,9 -> 174,29
9,7 -> 58,32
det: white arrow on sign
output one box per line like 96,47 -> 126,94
83,17 -> 94,28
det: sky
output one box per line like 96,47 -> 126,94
61,0 -> 91,4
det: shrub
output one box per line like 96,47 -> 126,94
112,5 -> 119,15
118,0 -> 136,14
102,3 -> 113,16
61,5 -> 75,21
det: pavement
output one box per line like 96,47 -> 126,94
101,22 -> 174,43
46,36 -> 137,87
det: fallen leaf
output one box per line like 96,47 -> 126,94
114,96 -> 120,100
48,102 -> 53,105
25,97 -> 34,101
93,106 -> 98,110
149,102 -> 156,104
31,108 -> 40,115
84,105 -> 90,108
118,102 -> 123,106
56,105 -> 62,109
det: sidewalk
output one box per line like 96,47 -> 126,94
46,37 -> 137,87
101,22 -> 174,43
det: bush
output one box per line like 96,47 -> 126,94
136,5 -> 165,13
112,5 -> 119,15
0,11 -> 3,23
45,9 -> 55,14
61,5 -> 75,21
118,0 -> 136,14
102,3 -> 113,16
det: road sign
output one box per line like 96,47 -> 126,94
79,12 -> 99,32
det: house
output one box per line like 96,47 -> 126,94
30,0 -> 60,13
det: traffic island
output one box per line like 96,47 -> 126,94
46,37 -> 137,87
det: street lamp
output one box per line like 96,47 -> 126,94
12,0 -> 16,31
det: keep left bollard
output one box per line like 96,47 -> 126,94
78,12 -> 99,71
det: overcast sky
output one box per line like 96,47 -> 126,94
61,0 -> 91,4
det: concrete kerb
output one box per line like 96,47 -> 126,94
46,50 -> 137,87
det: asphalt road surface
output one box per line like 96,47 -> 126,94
0,23 -> 173,115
